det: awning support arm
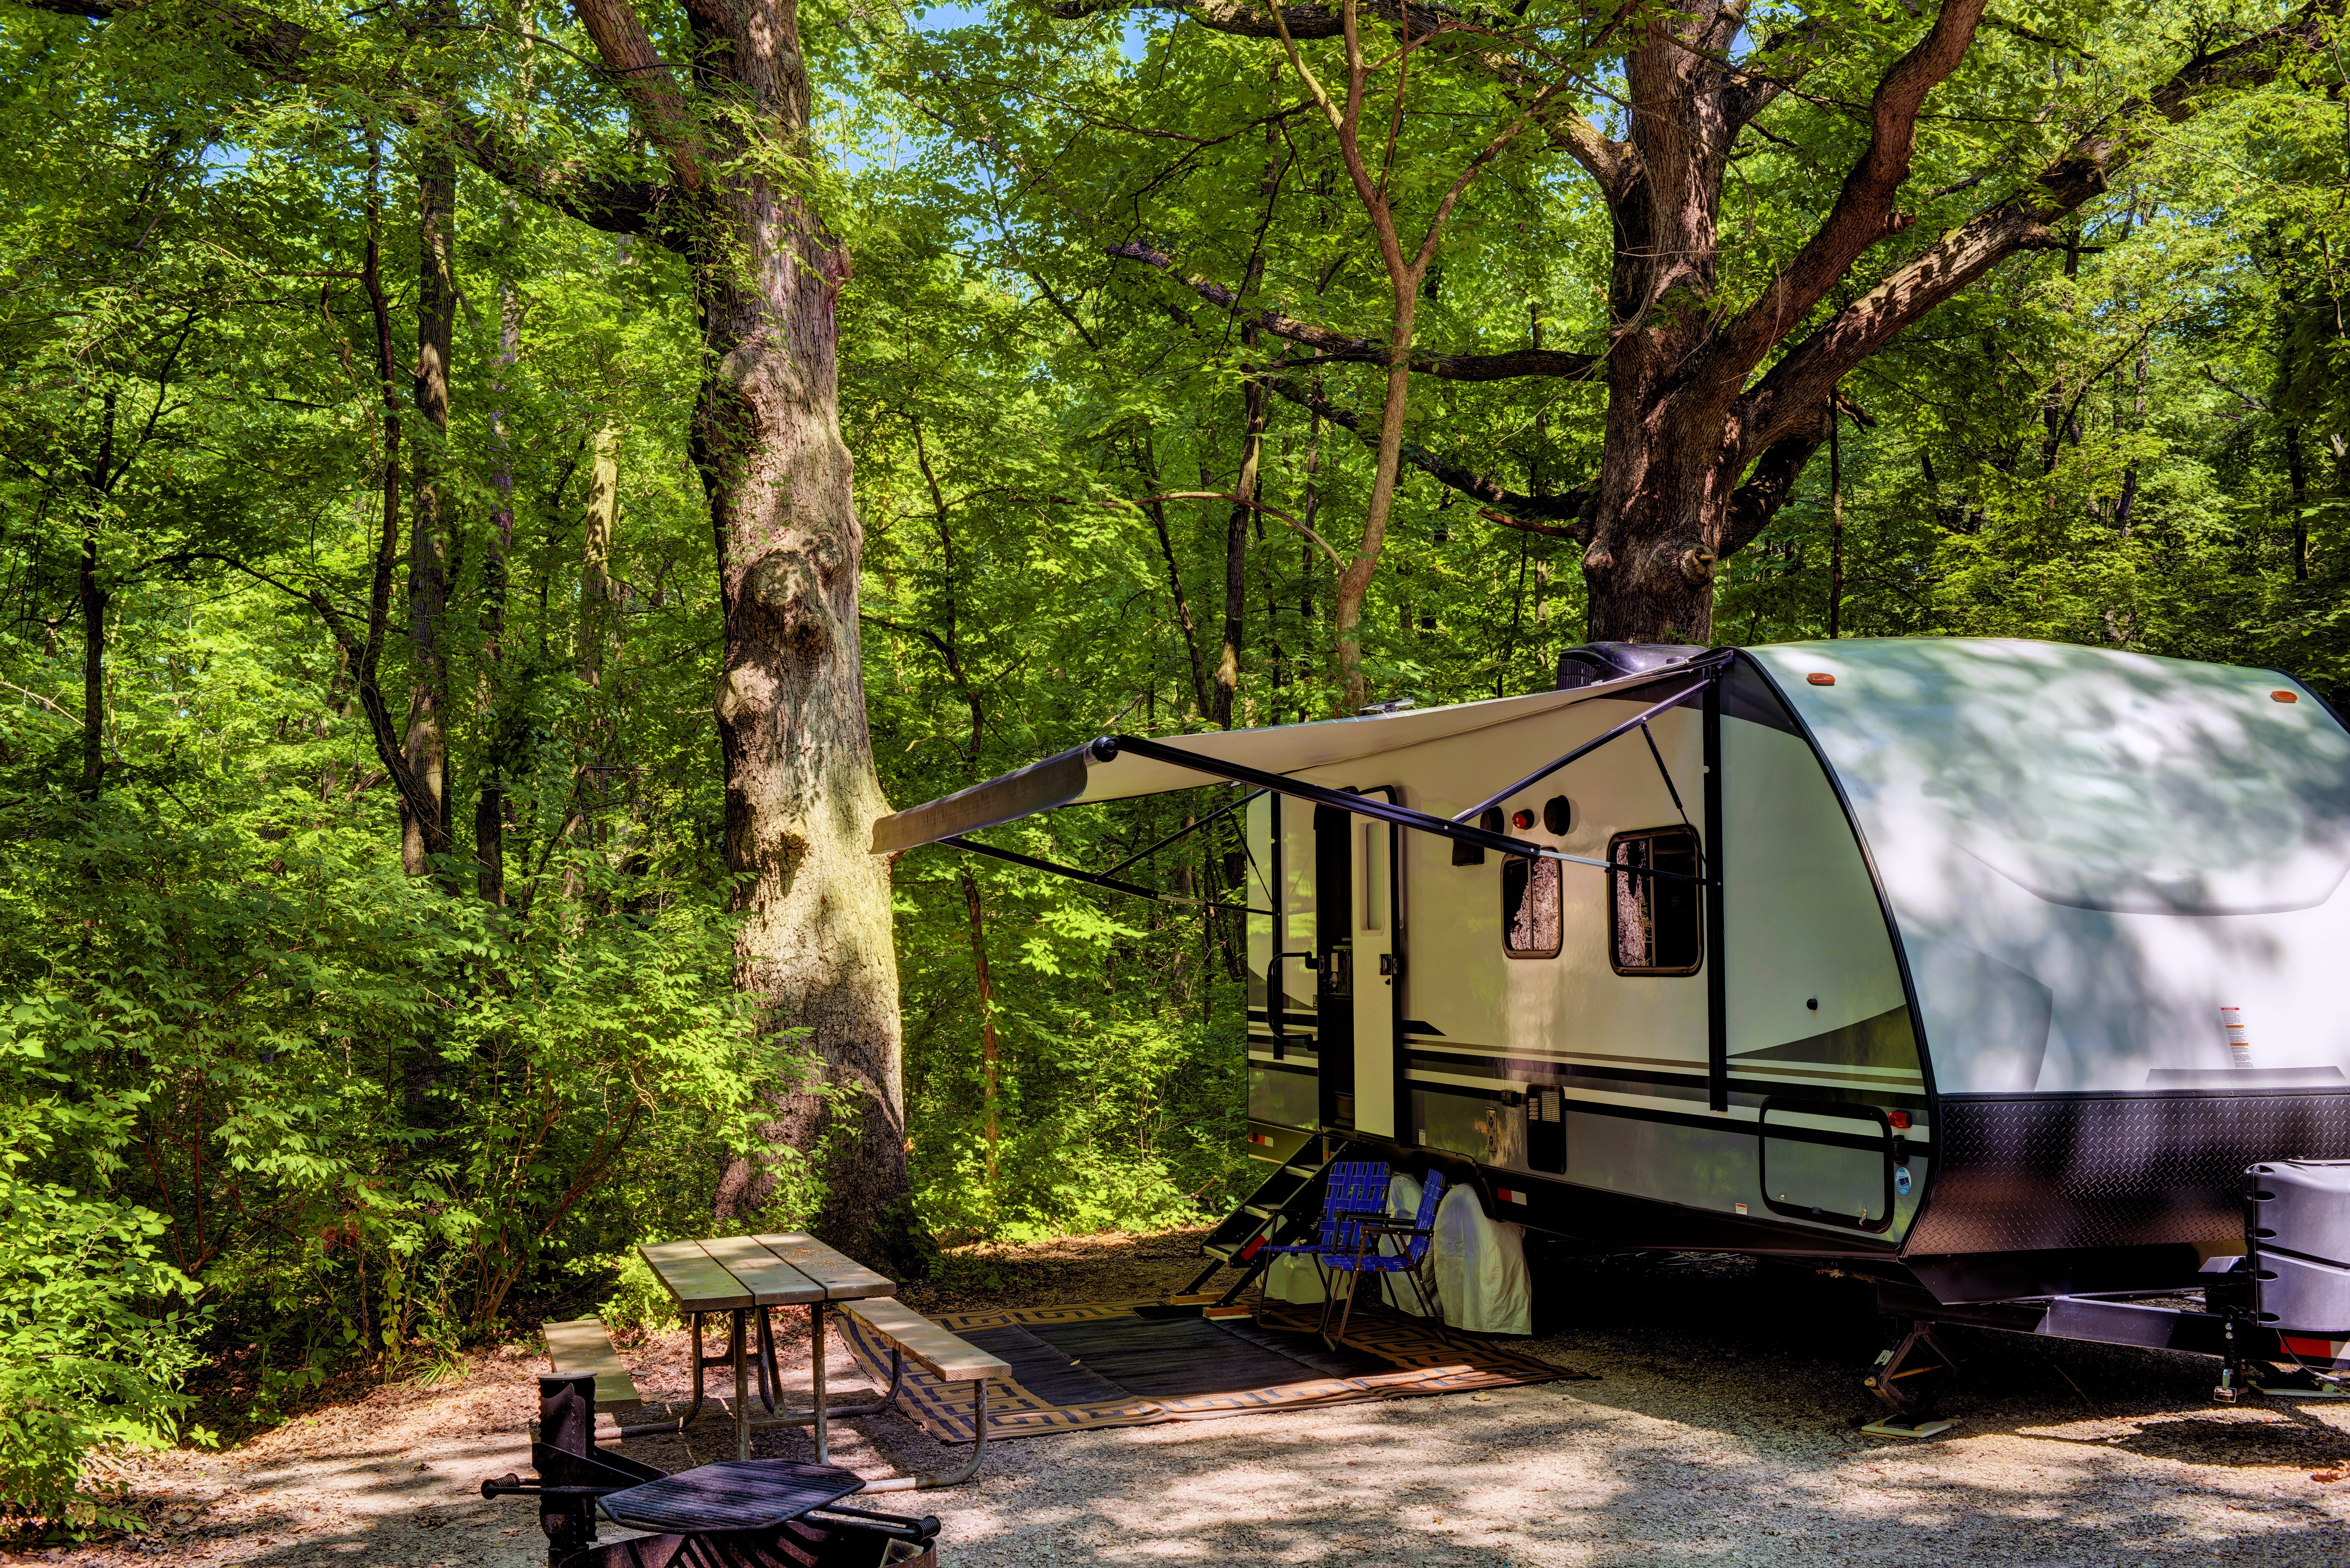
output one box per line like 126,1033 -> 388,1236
943,834 -> 1271,915
1448,658 -> 1731,825
1098,786 -> 1268,879
1639,720 -> 1697,843
1094,734 -> 1706,886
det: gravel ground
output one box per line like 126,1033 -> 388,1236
22,1231 -> 2350,1566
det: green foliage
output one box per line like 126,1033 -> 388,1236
0,1171 -> 203,1533
0,0 -> 2341,1511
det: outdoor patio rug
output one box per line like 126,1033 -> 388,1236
836,1300 -> 1588,1443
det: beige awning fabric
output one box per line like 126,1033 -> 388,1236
870,678 -> 1659,854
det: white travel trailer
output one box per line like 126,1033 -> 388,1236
874,638 -> 2350,1409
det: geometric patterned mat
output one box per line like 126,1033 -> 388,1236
836,1299 -> 1588,1443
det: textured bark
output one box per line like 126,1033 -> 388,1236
403,147 -> 456,876
590,0 -> 908,1268
580,423 -> 621,684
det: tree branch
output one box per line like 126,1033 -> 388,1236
33,0 -> 673,239
1039,0 -> 1436,42
444,118 -> 666,238
24,0 -> 319,71
1720,422 -> 1829,560
1713,0 -> 1992,377
151,553 -> 449,838
1265,376 -> 1591,537
1722,11 -> 1829,129
567,0 -> 707,191
1111,242 -> 1600,380
1540,112 -> 1635,201
1743,4 -> 2340,450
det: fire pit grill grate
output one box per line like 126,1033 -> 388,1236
599,1459 -> 865,1535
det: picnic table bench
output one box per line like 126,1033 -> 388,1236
543,1317 -> 643,1412
611,1231 -> 1006,1491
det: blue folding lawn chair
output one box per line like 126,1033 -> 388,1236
1321,1168 -> 1448,1345
1259,1159 -> 1391,1327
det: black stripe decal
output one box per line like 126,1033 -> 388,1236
1554,1094 -> 1935,1158
1408,1053 -> 1927,1111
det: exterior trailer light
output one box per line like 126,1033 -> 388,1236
1807,672 -> 1837,686
2273,690 -> 2300,702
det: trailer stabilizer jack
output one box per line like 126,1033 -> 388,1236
1862,1320 -> 1959,1431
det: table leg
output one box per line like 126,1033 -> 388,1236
811,1300 -> 830,1465
689,1311 -> 705,1419
753,1306 -> 777,1413
857,1376 -> 989,1493
732,1308 -> 750,1461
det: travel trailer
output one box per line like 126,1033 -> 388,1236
874,638 -> 2350,1411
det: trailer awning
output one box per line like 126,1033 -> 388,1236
870,674 -> 1689,855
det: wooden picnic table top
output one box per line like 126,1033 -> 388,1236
637,1232 -> 897,1314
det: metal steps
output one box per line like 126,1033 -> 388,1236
1169,1138 -> 1361,1308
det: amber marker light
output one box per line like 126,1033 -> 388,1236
2273,690 -> 2299,703
1807,672 -> 1836,686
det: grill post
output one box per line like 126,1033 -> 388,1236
538,1372 -> 600,1564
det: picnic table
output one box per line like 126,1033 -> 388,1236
636,1231 -> 896,1463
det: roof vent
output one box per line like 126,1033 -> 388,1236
1359,699 -> 1417,715
1555,641 -> 1706,690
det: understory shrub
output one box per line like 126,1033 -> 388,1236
0,1170 -> 203,1532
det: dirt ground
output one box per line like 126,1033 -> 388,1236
18,1230 -> 2350,1567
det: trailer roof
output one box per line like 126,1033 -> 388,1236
869,667 -> 1690,854
1752,637 -> 2350,916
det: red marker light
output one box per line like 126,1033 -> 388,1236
1888,1111 -> 1912,1131
1512,809 -> 1536,830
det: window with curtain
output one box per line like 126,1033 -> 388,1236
1609,826 -> 1702,975
1502,854 -> 1561,958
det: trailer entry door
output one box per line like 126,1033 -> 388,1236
1351,788 -> 1401,1138
1313,802 -> 1357,1128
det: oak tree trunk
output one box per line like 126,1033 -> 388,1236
656,13 -> 907,1270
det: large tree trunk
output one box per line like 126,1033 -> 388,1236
592,0 -> 908,1267
698,182 -> 908,1262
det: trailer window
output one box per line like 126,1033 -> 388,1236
1610,827 -> 1702,975
1502,855 -> 1561,958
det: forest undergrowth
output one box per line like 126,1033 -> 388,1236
2,0 -> 2346,1539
